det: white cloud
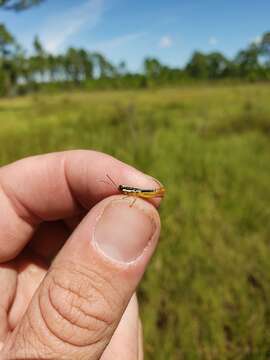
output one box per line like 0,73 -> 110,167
41,0 -> 105,53
209,36 -> 218,46
250,35 -> 262,45
159,36 -> 173,49
93,32 -> 146,51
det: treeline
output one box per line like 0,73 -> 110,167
0,23 -> 270,96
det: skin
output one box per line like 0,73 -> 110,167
0,150 -> 162,360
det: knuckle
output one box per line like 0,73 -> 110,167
39,262 -> 122,348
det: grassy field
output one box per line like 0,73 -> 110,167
0,84 -> 270,359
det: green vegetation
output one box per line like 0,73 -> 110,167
0,84 -> 269,359
0,21 -> 270,96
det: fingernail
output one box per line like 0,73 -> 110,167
94,200 -> 156,263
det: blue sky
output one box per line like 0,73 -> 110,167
1,0 -> 269,71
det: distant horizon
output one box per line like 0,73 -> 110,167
1,0 -> 270,71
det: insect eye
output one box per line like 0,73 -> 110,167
119,185 -> 123,191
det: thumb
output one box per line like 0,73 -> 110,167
2,196 -> 160,360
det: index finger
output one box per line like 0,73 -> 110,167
0,150 -> 161,262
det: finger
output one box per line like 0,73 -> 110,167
101,294 -> 139,360
8,255 -> 47,330
0,150 -> 161,262
0,263 -> 17,342
2,195 -> 160,360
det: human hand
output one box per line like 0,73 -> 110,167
0,150 -> 161,359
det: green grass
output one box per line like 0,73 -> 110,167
1,84 -> 270,359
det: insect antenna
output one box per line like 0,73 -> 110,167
106,174 -> 119,189
98,174 -> 119,190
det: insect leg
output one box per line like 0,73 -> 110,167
121,195 -> 130,201
129,197 -> 137,208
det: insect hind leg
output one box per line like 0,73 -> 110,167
121,194 -> 137,208
130,197 -> 137,208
